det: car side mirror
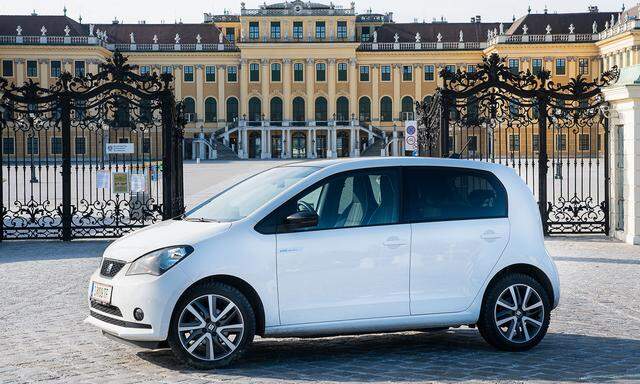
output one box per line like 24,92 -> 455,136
284,210 -> 318,231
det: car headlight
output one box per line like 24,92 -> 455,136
126,246 -> 194,276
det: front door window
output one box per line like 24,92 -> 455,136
292,132 -> 306,159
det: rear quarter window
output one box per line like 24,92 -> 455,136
402,166 -> 508,223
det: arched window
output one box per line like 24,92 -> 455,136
358,97 -> 371,123
401,96 -> 414,120
423,95 -> 433,108
293,97 -> 305,126
183,97 -> 195,123
248,97 -> 262,123
116,97 -> 131,126
314,97 -> 327,125
380,96 -> 393,122
204,97 -> 217,122
139,99 -> 152,123
270,97 -> 283,124
226,97 -> 238,123
336,96 -> 349,125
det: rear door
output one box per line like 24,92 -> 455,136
404,166 -> 510,315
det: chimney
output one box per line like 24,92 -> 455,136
471,17 -> 476,23
588,6 -> 599,13
476,15 -> 481,23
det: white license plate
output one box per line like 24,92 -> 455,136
91,282 -> 112,304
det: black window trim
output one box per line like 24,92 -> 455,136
254,165 -> 509,235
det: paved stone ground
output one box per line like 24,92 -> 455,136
0,237 -> 639,384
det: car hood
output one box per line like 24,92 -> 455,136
103,219 -> 232,263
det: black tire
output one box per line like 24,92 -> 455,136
477,273 -> 551,351
168,281 -> 256,369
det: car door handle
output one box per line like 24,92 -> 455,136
480,230 -> 502,242
383,237 -> 407,248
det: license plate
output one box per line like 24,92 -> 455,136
91,282 -> 112,304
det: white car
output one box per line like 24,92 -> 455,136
86,157 -> 560,369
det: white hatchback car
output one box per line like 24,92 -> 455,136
86,157 -> 560,369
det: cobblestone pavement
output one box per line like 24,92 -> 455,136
1,237 -> 639,384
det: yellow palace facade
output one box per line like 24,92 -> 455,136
0,2 -> 639,159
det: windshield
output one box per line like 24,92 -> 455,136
185,166 -> 319,222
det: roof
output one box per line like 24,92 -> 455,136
506,11 -> 617,35
95,23 -> 225,44
0,15 -> 87,36
375,22 -> 509,43
264,1 -> 331,10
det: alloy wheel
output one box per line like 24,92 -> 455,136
493,284 -> 544,343
177,294 -> 245,361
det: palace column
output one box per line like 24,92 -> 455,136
349,58 -> 357,121
414,63 -> 422,113
39,59 -> 49,88
240,59 -> 248,118
15,59 -> 25,85
195,64 -> 204,124
393,64 -> 401,122
283,59 -> 292,121
328,59 -> 336,119
372,64 -> 379,128
217,65 -> 226,129
305,58 -> 314,123
261,59 -> 270,121
173,65 -> 183,100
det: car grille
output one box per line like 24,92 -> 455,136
90,300 -> 123,317
90,311 -> 152,329
100,259 -> 126,278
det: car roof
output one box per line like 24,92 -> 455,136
283,157 -> 508,173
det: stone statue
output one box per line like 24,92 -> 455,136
89,24 -> 94,36
393,33 -> 399,43
130,32 -> 135,44
64,25 -> 70,36
545,24 -> 552,34
437,33 -> 442,42
153,34 -> 158,44
175,33 -> 180,44
459,30 -> 463,42
592,21 -> 598,33
372,30 -> 377,43
219,32 -> 223,44
522,24 -> 528,34
41,25 -> 47,36
568,24 -> 575,34
415,32 -> 421,43
196,34 -> 202,44
16,25 -> 22,36
499,23 -> 504,34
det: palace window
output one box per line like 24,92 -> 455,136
337,21 -> 348,39
509,134 -> 520,151
316,62 -> 326,82
50,137 -> 63,155
249,22 -> 260,40
271,63 -> 281,82
293,21 -> 303,39
142,138 -> 151,154
532,59 -> 543,76
402,65 -> 412,81
140,65 -> 150,75
249,63 -> 260,82
162,66 -> 172,74
74,61 -> 85,77
205,97 -> 217,122
2,60 -> 12,77
555,58 -> 566,75
467,64 -> 476,73
579,134 -> 590,151
361,26 -> 370,42
556,134 -> 567,151
508,59 -> 519,74
75,137 -> 86,155
205,65 -> 216,82
26,136 -> 39,155
270,22 -> 281,39
380,96 -> 393,122
225,27 -> 235,42
338,62 -> 347,81
359,65 -> 370,82
381,65 -> 391,81
532,134 -> 540,152
2,138 -> 15,155
423,65 -> 434,81
294,62 -> 304,81
579,58 -> 589,75
183,65 -> 194,82
27,60 -> 38,77
445,65 -> 456,74
315,21 -> 326,39
227,66 -> 238,82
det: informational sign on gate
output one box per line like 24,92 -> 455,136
106,143 -> 134,155
404,120 -> 418,155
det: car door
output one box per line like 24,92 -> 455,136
273,167 -> 411,325
404,166 -> 510,315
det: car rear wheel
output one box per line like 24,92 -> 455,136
478,273 -> 550,351
168,282 -> 255,369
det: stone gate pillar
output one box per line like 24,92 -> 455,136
603,66 -> 640,244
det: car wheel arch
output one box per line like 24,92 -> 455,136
482,263 -> 554,307
176,274 -> 266,337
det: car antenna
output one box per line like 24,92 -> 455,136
449,137 -> 473,159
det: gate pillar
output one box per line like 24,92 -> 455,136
603,65 -> 640,244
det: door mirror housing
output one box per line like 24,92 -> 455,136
283,210 -> 318,231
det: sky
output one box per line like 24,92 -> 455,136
3,0 -> 625,24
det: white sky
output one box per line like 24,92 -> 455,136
3,0 -> 625,24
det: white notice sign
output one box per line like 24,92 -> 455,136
106,143 -> 134,154
130,173 -> 147,193
404,120 -> 418,154
96,170 -> 110,189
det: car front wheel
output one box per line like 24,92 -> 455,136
168,282 -> 256,369
478,273 -> 551,351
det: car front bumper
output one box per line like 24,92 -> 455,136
84,262 -> 191,342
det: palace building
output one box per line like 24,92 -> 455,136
0,2 -> 638,159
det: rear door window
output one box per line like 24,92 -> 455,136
402,167 -> 507,223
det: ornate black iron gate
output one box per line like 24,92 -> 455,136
0,53 -> 184,241
418,54 -> 618,235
